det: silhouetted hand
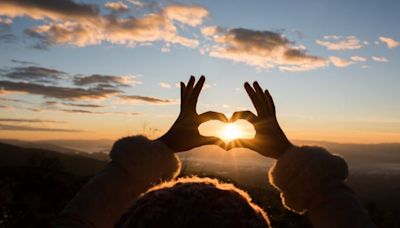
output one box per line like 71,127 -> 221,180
158,76 -> 227,152
226,82 -> 293,159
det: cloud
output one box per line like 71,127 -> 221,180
201,26 -> 221,37
119,95 -> 175,104
350,56 -> 367,62
1,1 -> 206,49
206,28 -> 327,72
105,1 -> 129,12
316,35 -> 362,50
0,123 -> 84,132
0,0 -> 99,21
0,17 -> 12,25
73,74 -> 140,87
0,33 -> 18,43
0,80 -> 121,100
1,66 -> 66,82
162,4 -> 208,26
25,21 -> 102,47
10,59 -> 39,65
57,108 -> 140,115
159,82 -> 171,89
379,36 -> 400,49
371,56 -> 388,62
329,56 -> 353,68
127,0 -> 143,8
0,118 -> 65,123
0,97 -> 30,103
61,102 -> 104,108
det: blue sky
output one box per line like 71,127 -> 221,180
0,0 -> 399,142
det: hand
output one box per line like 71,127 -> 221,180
226,82 -> 293,159
158,76 -> 228,152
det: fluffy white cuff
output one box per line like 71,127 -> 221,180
268,146 -> 348,214
110,135 -> 181,184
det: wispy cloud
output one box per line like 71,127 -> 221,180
1,66 -> 66,82
0,80 -> 121,100
0,34 -> 18,43
10,59 -> 39,65
73,74 -> 140,87
0,97 -> 30,103
204,27 -> 327,72
57,108 -> 140,115
316,35 -> 362,50
0,123 -> 84,132
350,56 -> 367,62
119,95 -> 175,104
159,82 -> 171,89
330,56 -> 353,68
0,118 -> 65,123
61,102 -> 104,108
379,36 -> 400,49
371,56 -> 388,62
104,1 -> 129,12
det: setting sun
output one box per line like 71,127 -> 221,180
220,123 -> 243,142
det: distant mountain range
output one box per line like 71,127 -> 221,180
0,142 -> 106,177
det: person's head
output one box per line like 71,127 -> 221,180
117,176 -> 270,227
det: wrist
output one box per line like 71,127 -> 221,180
156,134 -> 175,152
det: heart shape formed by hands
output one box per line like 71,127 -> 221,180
199,119 -> 256,144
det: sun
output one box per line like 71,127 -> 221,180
220,123 -> 243,142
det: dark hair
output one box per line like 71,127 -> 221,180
116,177 -> 270,228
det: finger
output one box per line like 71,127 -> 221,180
244,82 -> 263,115
198,111 -> 228,123
180,82 -> 186,107
199,136 -> 226,149
190,75 -> 205,108
183,76 -> 195,104
225,139 -> 253,151
230,111 -> 257,123
253,81 -> 269,115
264,89 -> 276,115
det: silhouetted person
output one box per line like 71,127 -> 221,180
54,76 -> 376,227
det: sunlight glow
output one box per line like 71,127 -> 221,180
220,123 -> 243,142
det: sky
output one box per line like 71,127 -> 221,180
0,0 -> 399,143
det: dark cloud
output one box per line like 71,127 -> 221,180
0,123 -> 83,132
0,80 -> 121,100
61,102 -> 104,108
206,27 -> 327,72
11,59 -> 39,65
0,118 -> 65,123
0,0 -> 99,21
2,66 -> 66,82
73,74 -> 136,87
119,95 -> 175,104
0,33 -> 18,43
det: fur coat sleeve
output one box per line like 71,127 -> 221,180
268,146 -> 377,228
53,136 -> 181,228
